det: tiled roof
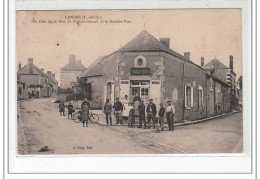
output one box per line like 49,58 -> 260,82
18,63 -> 58,84
118,30 -> 189,62
82,30 -> 205,78
61,60 -> 87,71
203,58 -> 229,69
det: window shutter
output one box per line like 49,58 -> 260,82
202,89 -> 204,107
191,87 -> 194,107
184,86 -> 187,107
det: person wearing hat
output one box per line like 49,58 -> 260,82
113,97 -> 123,125
138,100 -> 146,128
128,102 -> 135,128
67,102 -> 74,119
158,103 -> 165,131
59,101 -> 66,116
166,100 -> 175,131
104,99 -> 113,125
146,99 -> 157,129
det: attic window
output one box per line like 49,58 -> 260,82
134,56 -> 146,68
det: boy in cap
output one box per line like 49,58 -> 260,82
128,102 -> 135,128
166,100 -> 175,131
158,103 -> 165,131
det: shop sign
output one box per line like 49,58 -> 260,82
131,68 -> 150,75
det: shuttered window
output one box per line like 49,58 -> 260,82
185,85 -> 193,108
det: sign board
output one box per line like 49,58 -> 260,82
131,68 -> 150,75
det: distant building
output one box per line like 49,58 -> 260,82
78,30 -> 233,122
17,78 -> 29,100
17,58 -> 58,98
60,55 -> 87,88
203,56 -> 237,111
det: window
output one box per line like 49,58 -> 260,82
185,85 -> 193,108
141,81 -> 149,85
131,88 -> 139,96
198,85 -> 203,109
131,81 -> 140,85
141,88 -> 149,96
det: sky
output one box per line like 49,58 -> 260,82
16,9 -> 242,84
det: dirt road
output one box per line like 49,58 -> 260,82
18,98 -> 243,154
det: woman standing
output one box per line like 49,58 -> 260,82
122,95 -> 129,121
82,104 -> 90,127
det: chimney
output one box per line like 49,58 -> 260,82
69,54 -> 76,66
52,73 -> 55,79
184,52 -> 190,60
41,68 -> 44,72
19,61 -> 21,70
229,55 -> 233,70
28,58 -> 33,74
47,71 -> 52,77
159,38 -> 170,48
201,57 -> 205,67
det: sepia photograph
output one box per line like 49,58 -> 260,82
16,9 -> 243,155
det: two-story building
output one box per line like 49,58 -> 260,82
60,55 -> 87,88
17,58 -> 58,98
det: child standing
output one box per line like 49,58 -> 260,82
158,103 -> 165,131
128,102 -> 135,128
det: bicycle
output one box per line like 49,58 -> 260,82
72,108 -> 99,125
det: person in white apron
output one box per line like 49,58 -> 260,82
122,95 -> 129,121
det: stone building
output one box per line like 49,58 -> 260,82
78,30 -> 234,121
17,58 -> 58,98
60,55 -> 87,88
203,56 -> 237,111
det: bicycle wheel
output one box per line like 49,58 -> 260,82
90,114 -> 99,124
72,113 -> 82,123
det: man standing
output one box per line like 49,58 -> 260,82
158,103 -> 165,131
138,100 -> 146,129
114,98 -> 123,125
146,99 -> 157,129
67,102 -> 74,119
104,99 -> 113,125
59,102 -> 65,116
166,100 -> 175,131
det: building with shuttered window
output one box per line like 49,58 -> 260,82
79,30 -> 232,121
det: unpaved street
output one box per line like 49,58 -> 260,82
18,98 -> 243,154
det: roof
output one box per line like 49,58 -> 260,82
61,60 -> 87,71
18,63 -> 58,84
18,63 -> 46,76
82,30 -> 205,78
118,30 -> 190,61
203,58 -> 229,69
82,53 -> 120,77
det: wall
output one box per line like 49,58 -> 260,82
60,70 -> 85,88
20,74 -> 40,85
163,55 -> 184,122
183,63 -> 207,121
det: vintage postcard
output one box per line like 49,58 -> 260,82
16,9 -> 243,155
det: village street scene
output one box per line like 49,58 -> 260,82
16,10 -> 243,154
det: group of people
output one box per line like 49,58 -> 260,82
58,101 -> 90,127
103,95 -> 175,131
58,95 -> 176,131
